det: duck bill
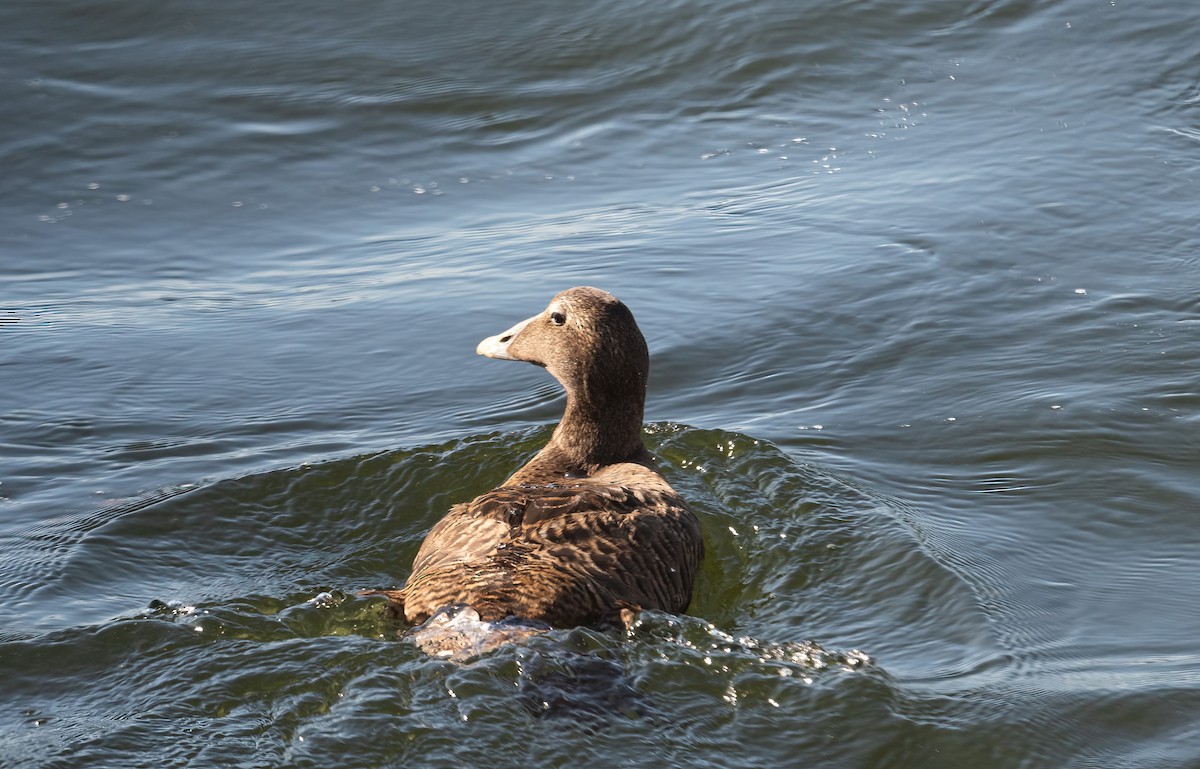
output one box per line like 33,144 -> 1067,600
476,315 -> 534,360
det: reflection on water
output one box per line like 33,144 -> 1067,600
7,424 -> 1192,767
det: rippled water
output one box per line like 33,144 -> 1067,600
3,0 -> 1200,766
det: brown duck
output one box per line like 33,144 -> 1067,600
370,287 -> 703,640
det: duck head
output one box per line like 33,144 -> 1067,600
477,286 -> 651,473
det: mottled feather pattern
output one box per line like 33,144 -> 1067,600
402,480 -> 702,628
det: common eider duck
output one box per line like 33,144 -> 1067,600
369,287 -> 703,645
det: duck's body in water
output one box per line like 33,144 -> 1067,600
366,287 -> 703,658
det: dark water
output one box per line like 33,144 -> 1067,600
3,0 -> 1199,766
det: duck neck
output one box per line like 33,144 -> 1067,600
550,386 -> 647,470
507,378 -> 649,484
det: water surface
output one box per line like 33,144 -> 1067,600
3,0 -> 1199,767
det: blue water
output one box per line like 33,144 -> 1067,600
3,0 -> 1200,766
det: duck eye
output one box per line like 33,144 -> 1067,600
549,311 -> 566,326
